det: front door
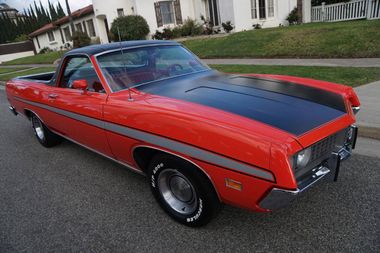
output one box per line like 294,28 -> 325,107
46,55 -> 113,156
207,0 -> 220,26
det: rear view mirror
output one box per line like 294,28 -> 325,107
72,79 -> 88,91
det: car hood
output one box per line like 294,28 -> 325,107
135,71 -> 347,137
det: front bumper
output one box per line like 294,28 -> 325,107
259,126 -> 358,211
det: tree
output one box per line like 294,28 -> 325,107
110,15 -> 150,41
56,2 -> 66,18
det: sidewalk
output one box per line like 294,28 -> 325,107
354,81 -> 380,139
203,58 -> 380,67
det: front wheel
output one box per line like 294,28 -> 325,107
148,154 -> 221,227
31,114 -> 62,147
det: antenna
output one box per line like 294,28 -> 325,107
117,26 -> 133,102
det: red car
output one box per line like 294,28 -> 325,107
6,41 -> 360,226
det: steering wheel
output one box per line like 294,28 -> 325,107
167,64 -> 183,75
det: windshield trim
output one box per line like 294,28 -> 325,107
93,44 -> 211,93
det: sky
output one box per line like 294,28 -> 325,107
1,0 -> 91,14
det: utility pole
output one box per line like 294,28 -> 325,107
65,0 -> 75,35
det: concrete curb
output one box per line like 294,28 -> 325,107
0,82 -> 378,140
357,125 -> 380,140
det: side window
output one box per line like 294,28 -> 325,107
60,56 -> 105,93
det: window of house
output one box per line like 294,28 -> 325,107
268,0 -> 274,18
63,27 -> 71,41
75,23 -> 83,32
258,0 -> 266,19
117,8 -> 124,17
160,1 -> 175,25
82,21 -> 88,35
251,0 -> 257,19
86,19 -> 96,37
47,31 -> 55,42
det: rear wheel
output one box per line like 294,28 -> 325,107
148,154 -> 221,227
31,114 -> 62,147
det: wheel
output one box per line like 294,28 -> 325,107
148,154 -> 221,227
31,114 -> 62,147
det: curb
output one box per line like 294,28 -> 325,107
357,125 -> 380,141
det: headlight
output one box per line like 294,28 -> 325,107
297,148 -> 312,167
290,147 -> 312,171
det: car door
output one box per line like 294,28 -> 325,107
45,55 -> 113,157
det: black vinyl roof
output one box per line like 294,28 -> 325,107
65,40 -> 180,56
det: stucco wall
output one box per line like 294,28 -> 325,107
32,14 -> 98,53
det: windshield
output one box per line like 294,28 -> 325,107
96,45 -> 209,92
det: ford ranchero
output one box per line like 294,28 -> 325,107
6,41 -> 360,226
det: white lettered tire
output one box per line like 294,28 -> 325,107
148,154 -> 221,227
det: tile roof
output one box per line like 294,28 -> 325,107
29,4 -> 93,37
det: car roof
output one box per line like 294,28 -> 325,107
65,40 -> 180,57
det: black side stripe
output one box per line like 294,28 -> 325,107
15,97 -> 275,182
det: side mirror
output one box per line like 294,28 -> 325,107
72,79 -> 88,91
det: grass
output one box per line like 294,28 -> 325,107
210,65 -> 380,87
1,51 -> 65,65
184,20 -> 380,58
0,67 -> 29,74
0,67 -> 56,81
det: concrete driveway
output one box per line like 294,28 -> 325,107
0,90 -> 379,252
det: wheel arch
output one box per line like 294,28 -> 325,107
132,145 -> 221,201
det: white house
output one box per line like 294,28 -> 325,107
29,5 -> 99,53
93,0 -> 299,43
30,0 -> 301,50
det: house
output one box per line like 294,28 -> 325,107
29,5 -> 99,53
92,0 -> 299,43
30,0 -> 302,51
0,3 -> 26,22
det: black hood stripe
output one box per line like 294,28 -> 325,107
136,71 -> 347,136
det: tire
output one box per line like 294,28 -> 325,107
31,114 -> 62,147
148,154 -> 221,227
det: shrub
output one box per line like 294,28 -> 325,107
286,7 -> 299,25
39,47 -> 52,54
222,21 -> 234,33
180,18 -> 203,37
111,15 -> 150,41
14,34 -> 29,42
252,23 -> 262,29
72,31 -> 91,48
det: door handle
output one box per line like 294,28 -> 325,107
48,93 -> 58,99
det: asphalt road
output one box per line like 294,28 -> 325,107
0,89 -> 379,252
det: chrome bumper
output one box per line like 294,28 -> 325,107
8,106 -> 18,116
260,127 -> 357,211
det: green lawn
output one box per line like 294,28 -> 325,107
184,20 -> 380,58
0,67 -> 56,81
210,65 -> 380,87
1,51 -> 65,65
0,67 -> 29,74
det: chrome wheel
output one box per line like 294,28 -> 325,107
32,116 -> 45,140
158,169 -> 198,215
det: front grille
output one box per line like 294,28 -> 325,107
295,128 -> 347,182
310,133 -> 338,162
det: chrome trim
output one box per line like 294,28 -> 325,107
132,145 -> 221,201
8,106 -> 18,115
15,97 -> 274,181
352,106 -> 360,115
259,166 -> 331,210
93,43 -> 183,57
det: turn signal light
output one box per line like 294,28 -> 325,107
225,178 -> 242,191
